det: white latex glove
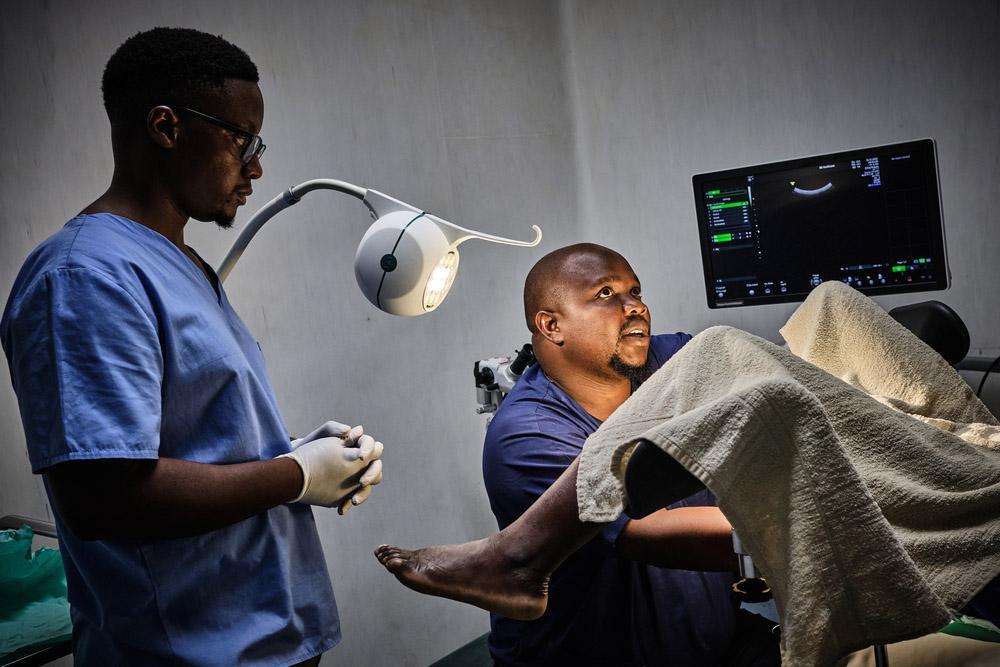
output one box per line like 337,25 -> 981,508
293,423 -> 386,489
280,423 -> 384,514
290,420 -> 355,449
337,434 -> 383,514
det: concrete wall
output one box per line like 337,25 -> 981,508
561,0 -> 1000,345
1,1 -> 997,664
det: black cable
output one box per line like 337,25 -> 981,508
976,353 -> 1000,398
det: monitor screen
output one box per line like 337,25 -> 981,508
692,139 -> 948,308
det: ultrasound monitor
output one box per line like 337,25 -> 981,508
693,139 -> 948,308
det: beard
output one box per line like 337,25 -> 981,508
609,350 -> 653,384
195,208 -> 237,230
213,213 -> 236,230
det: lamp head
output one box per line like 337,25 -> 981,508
354,189 -> 542,317
354,210 -> 461,316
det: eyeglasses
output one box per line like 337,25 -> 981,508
179,107 -> 266,165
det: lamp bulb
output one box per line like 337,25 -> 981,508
423,250 -> 459,311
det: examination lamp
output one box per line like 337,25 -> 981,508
216,179 -> 542,316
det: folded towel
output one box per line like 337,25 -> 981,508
781,278 -> 998,446
576,281 -> 1000,667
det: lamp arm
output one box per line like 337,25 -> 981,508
436,218 -> 543,248
217,179 -> 368,283
358,190 -> 542,248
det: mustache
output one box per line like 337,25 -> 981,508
619,316 -> 649,335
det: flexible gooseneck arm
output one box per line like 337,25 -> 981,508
217,179 -> 367,283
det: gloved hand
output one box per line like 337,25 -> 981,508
281,421 -> 384,514
290,420 -> 355,449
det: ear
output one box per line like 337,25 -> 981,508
146,106 -> 180,150
534,310 -> 564,346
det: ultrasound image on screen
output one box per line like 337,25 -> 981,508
693,140 -> 947,308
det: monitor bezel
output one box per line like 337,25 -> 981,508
692,138 -> 949,309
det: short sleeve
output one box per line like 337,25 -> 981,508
4,268 -> 163,471
483,404 -> 629,545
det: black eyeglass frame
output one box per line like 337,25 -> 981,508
178,106 -> 266,165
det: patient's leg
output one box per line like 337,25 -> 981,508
374,458 -> 603,620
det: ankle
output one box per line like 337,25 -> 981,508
485,534 -> 549,579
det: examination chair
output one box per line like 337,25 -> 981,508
621,300 -> 975,667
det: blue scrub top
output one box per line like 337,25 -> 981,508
483,334 -> 738,666
1,214 -> 339,666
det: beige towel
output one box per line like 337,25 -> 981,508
781,280 -> 999,447
576,281 -> 1000,667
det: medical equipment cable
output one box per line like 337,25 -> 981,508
976,352 -> 1000,397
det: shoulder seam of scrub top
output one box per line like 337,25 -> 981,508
60,215 -> 90,265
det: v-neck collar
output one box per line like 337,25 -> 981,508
77,213 -> 225,305
184,245 -> 223,302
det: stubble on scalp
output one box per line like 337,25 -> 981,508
523,243 -> 628,334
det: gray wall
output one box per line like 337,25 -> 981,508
1,1 -> 997,665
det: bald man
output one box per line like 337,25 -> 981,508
380,244 -> 779,666
379,245 -> 1000,667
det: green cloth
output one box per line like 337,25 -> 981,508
0,526 -> 72,657
940,614 -> 1000,643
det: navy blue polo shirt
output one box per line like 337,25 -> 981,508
482,334 -> 738,666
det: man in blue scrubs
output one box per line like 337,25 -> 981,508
480,243 -> 777,666
377,243 -> 778,666
1,28 -> 381,666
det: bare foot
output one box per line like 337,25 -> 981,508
374,537 -> 549,620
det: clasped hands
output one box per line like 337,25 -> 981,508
280,421 -> 384,514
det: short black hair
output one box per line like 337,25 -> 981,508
102,27 -> 259,124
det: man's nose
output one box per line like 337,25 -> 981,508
244,154 -> 263,179
622,294 -> 647,315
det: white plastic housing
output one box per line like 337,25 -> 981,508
354,210 -> 459,316
354,191 -> 542,316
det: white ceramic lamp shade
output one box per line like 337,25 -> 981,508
354,207 -> 542,316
